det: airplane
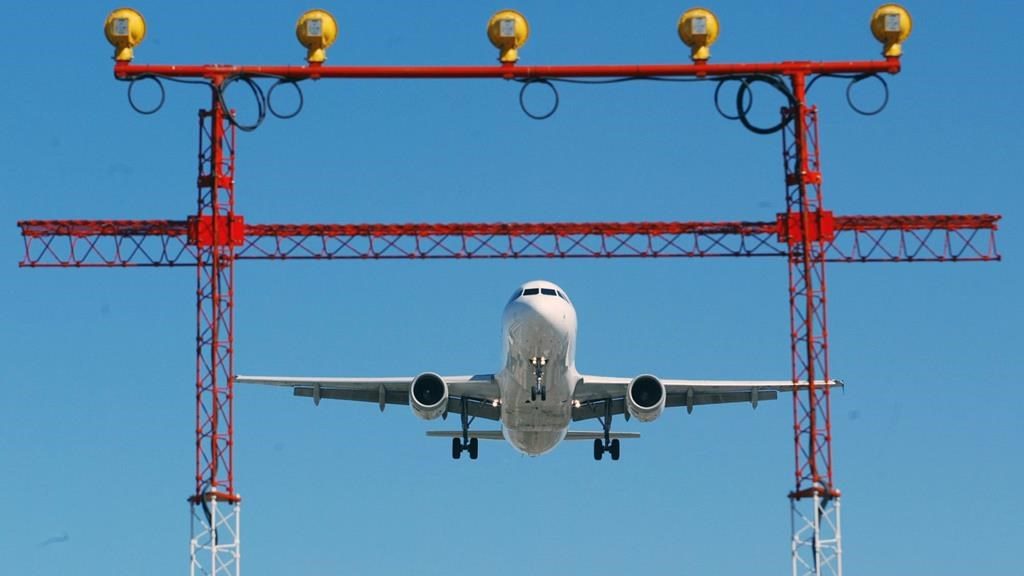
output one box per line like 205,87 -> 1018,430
236,280 -> 840,461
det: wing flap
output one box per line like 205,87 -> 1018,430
563,431 -> 640,440
665,390 -> 778,408
426,430 -> 505,440
294,386 -> 409,405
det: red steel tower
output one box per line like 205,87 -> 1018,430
19,7 -> 1000,576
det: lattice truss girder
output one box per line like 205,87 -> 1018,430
784,97 -> 842,576
189,102 -> 240,576
17,214 -> 1000,266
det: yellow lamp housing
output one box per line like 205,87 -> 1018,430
678,8 -> 719,62
871,4 -> 912,57
487,9 -> 530,63
104,8 -> 146,62
296,9 -> 339,63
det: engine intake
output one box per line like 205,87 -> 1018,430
410,372 -> 449,420
626,374 -> 666,422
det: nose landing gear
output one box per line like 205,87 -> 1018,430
530,356 -> 547,401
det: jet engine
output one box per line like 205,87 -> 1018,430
626,374 -> 666,422
409,372 -> 449,420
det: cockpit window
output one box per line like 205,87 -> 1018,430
556,290 -> 568,301
541,288 -> 557,296
523,288 -> 540,296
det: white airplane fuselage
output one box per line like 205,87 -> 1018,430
497,281 -> 580,456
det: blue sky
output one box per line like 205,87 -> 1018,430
1,2 -> 1020,575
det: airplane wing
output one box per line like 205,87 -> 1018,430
424,430 -> 640,440
572,375 -> 842,421
235,374 -> 502,421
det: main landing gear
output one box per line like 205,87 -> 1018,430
593,399 -> 620,461
530,356 -> 547,401
593,438 -> 620,461
452,398 -> 479,460
452,436 -> 478,460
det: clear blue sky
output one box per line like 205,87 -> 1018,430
2,2 -> 1020,575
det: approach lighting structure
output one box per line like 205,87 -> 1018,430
871,4 -> 912,57
104,8 -> 146,62
678,8 -> 719,62
487,9 -> 530,63
296,9 -> 338,63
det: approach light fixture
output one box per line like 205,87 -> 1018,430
296,9 -> 338,63
678,8 -> 719,62
104,8 -> 146,62
487,9 -> 530,63
871,4 -> 912,57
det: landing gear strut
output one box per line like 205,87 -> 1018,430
530,356 -> 547,401
451,397 -> 479,460
592,399 -> 620,461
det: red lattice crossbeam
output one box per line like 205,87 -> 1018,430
18,214 -> 999,267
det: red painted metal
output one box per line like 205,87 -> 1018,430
188,215 -> 246,247
113,58 -> 901,81
18,215 -> 1000,267
187,96 -> 240,504
786,77 -> 834,493
777,211 -> 836,245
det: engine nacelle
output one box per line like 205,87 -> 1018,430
626,374 -> 666,422
409,372 -> 449,420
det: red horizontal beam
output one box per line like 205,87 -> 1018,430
114,58 -> 900,81
18,214 -> 999,267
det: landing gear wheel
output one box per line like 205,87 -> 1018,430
593,438 -> 603,461
540,387 -> 547,401
452,437 -> 462,460
468,437 -> 479,460
531,387 -> 537,402
610,438 -> 621,461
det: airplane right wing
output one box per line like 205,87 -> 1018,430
572,375 -> 842,421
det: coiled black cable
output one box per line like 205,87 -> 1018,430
121,73 -> 306,131
517,79 -> 559,120
807,72 -> 889,116
729,75 -> 797,135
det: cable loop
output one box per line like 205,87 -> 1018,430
127,75 -> 166,115
845,74 -> 889,116
119,73 -> 305,130
713,78 -> 751,121
216,75 -> 267,132
732,75 -> 796,135
518,79 -> 559,120
267,79 -> 305,120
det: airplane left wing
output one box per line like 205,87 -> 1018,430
235,374 -> 501,420
572,375 -> 842,421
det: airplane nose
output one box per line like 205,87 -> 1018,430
514,296 -> 562,327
